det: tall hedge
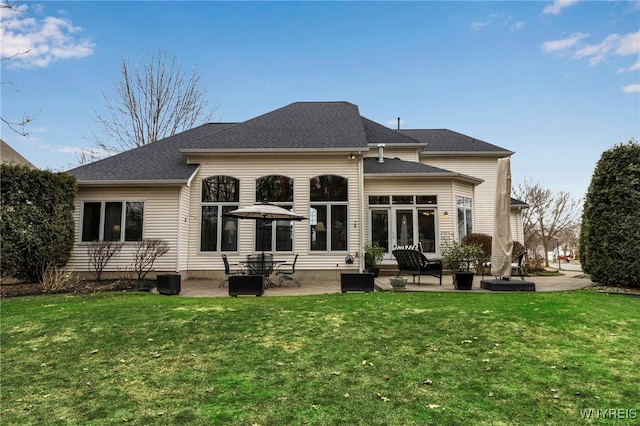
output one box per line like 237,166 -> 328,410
580,140 -> 640,288
1,164 -> 77,282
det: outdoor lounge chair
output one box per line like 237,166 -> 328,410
219,254 -> 245,288
482,251 -> 527,280
391,249 -> 443,285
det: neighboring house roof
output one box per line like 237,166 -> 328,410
1,140 -> 36,168
399,129 -> 513,155
67,101 -> 513,185
510,197 -> 529,208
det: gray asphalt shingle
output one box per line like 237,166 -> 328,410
67,102 -> 511,184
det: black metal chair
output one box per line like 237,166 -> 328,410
276,254 -> 300,287
219,254 -> 245,288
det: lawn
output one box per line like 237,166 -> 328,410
1,291 -> 638,425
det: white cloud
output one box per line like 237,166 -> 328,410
0,4 -> 95,69
617,59 -> 640,73
622,84 -> 640,93
543,30 -> 639,67
541,33 -> 589,53
574,33 -> 620,66
543,0 -> 580,15
471,12 -> 525,32
616,30 -> 640,56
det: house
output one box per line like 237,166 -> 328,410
1,139 -> 36,168
66,101 -> 526,281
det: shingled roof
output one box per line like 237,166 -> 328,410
363,157 -> 483,184
67,101 -> 511,184
399,129 -> 512,154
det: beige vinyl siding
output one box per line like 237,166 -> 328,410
69,186 -> 181,274
177,184 -> 192,272
422,156 -> 501,235
185,153 -> 361,275
367,147 -> 420,162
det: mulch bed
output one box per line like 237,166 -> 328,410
1,279 -> 156,299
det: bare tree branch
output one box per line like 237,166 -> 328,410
514,178 -> 581,266
89,49 -> 215,155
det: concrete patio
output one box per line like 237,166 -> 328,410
154,268 -> 593,298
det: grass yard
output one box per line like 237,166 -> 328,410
1,290 -> 638,425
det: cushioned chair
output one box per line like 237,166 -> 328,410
482,252 -> 527,280
276,254 -> 300,287
219,254 -> 245,288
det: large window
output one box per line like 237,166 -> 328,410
201,176 -> 239,252
255,175 -> 294,252
457,196 -> 473,243
81,201 -> 144,242
310,175 -> 348,251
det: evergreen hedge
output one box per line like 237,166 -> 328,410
1,164 -> 76,282
580,140 -> 640,288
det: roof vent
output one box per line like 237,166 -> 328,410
377,143 -> 385,163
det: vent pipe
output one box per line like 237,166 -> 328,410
377,143 -> 385,163
397,117 -> 400,130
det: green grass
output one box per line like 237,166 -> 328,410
1,291 -> 639,425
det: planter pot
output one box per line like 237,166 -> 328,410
390,277 -> 407,290
229,275 -> 265,297
367,267 -> 380,278
157,274 -> 181,295
454,271 -> 474,290
341,273 -> 375,293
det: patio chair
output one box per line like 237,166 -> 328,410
482,251 -> 527,280
219,254 -> 245,288
276,254 -> 301,287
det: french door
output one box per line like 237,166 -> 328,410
370,207 -> 437,261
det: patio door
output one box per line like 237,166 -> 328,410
370,208 -> 417,262
394,209 -> 415,247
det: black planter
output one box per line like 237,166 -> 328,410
157,274 -> 181,295
229,275 -> 265,297
341,273 -> 375,293
454,271 -> 474,290
367,267 -> 380,278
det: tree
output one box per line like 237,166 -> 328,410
1,164 -> 76,283
580,140 -> 640,288
89,49 -> 215,156
514,178 -> 581,267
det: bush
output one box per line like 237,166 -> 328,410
133,239 -> 169,280
87,241 -> 123,281
580,140 -> 640,288
1,164 -> 76,282
462,233 -> 492,257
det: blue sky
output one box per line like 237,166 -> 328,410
2,1 -> 639,203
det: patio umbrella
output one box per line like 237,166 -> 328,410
490,158 -> 514,279
225,202 -> 307,275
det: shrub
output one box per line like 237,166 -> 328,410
133,239 -> 169,280
580,140 -> 640,288
41,264 -> 81,293
1,164 -> 76,282
462,233 -> 492,257
87,241 -> 123,281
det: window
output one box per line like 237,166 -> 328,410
310,175 -> 348,251
201,176 -> 239,252
456,196 -> 473,242
81,201 -> 144,242
255,175 -> 294,252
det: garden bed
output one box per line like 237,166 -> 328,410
0,279 -> 156,298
